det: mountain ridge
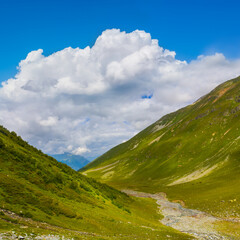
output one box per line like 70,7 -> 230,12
81,76 -> 240,223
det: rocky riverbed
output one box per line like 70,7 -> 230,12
122,190 -> 233,240
0,232 -> 73,240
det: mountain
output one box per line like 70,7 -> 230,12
82,76 -> 240,222
0,125 -> 190,239
51,153 -> 90,170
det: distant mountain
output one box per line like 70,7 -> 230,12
51,152 -> 89,170
82,76 -> 240,220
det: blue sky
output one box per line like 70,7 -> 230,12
1,0 -> 240,158
1,0 -> 240,83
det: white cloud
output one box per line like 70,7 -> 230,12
39,116 -> 58,127
0,29 -> 240,159
72,147 -> 91,155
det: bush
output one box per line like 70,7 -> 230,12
69,181 -> 78,190
55,172 -> 64,184
19,211 -> 33,218
0,138 -> 5,148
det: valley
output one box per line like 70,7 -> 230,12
82,76 -> 240,239
1,1 -> 239,239
1,77 -> 240,239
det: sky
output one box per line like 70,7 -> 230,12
1,0 -> 240,82
0,0 -> 240,159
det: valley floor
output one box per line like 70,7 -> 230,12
122,190 -> 240,240
0,202 -> 193,240
1,190 -> 240,239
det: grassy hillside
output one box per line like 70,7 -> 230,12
82,76 -> 240,220
0,125 -> 191,239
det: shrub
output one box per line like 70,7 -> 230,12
69,181 -> 78,190
55,172 -> 64,184
0,138 -> 5,148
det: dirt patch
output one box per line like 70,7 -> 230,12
131,143 -> 139,150
124,169 -> 137,178
83,161 -> 119,174
151,124 -> 167,133
172,199 -> 186,207
213,86 -> 232,103
148,133 -> 166,146
101,166 -> 116,173
223,129 -> 231,136
101,170 -> 115,179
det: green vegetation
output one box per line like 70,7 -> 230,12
0,125 -> 191,239
82,76 -> 240,224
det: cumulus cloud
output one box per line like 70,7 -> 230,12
72,147 -> 91,155
0,29 -> 240,159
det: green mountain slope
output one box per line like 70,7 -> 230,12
82,76 -> 240,220
0,125 -> 190,239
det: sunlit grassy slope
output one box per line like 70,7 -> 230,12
0,125 -> 191,239
82,76 -> 240,219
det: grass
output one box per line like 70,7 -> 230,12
0,125 -> 192,239
214,221 -> 240,240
